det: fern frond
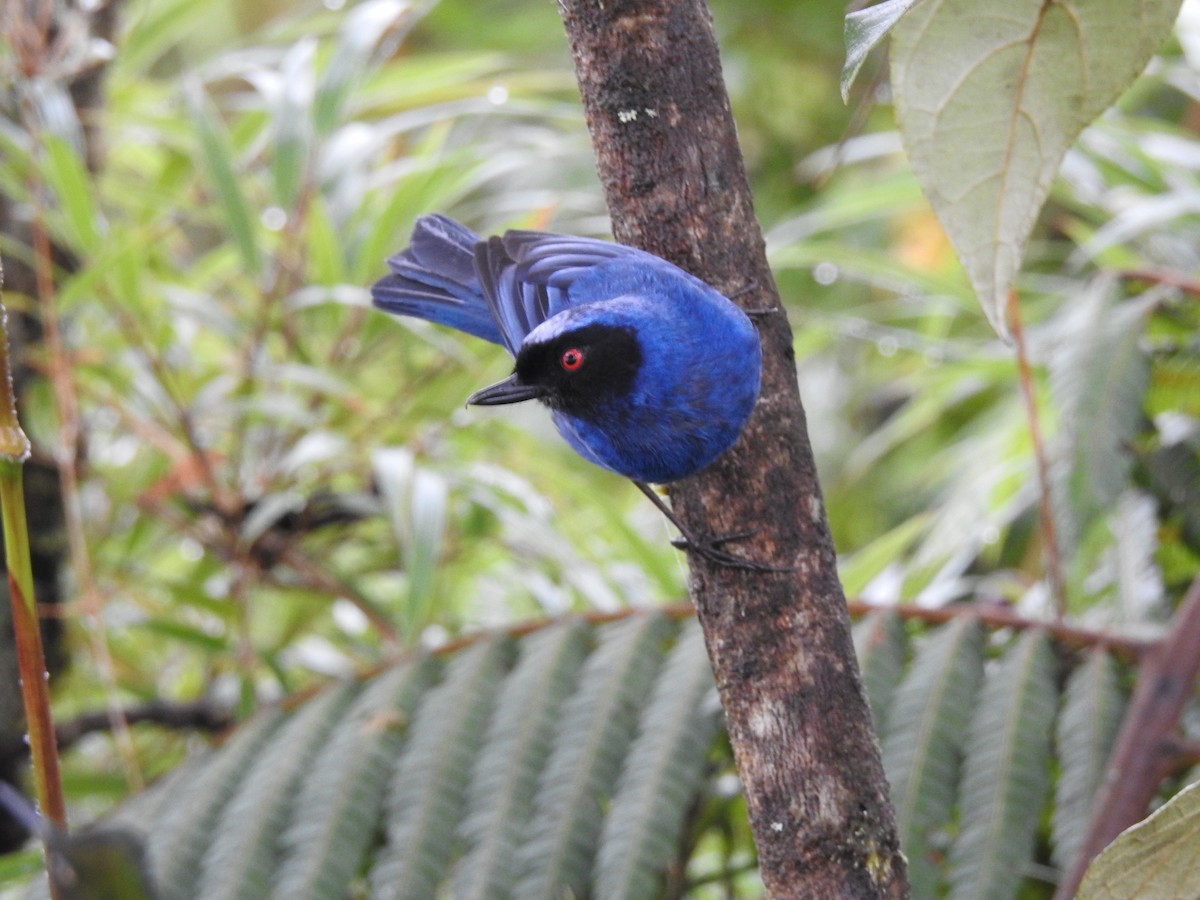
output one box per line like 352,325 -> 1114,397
514,613 -> 676,899
147,708 -> 285,900
1109,489 -> 1165,619
881,616 -> 984,898
272,658 -> 436,899
1048,280 -> 1154,558
948,629 -> 1058,900
369,638 -> 512,900
1052,649 -> 1125,872
852,609 -> 907,735
450,621 -> 591,900
195,681 -> 357,900
593,620 -> 718,900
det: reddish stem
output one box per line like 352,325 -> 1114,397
1007,291 -> 1067,618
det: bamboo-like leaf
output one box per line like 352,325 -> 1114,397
889,0 -> 1181,336
881,616 -> 985,898
373,448 -> 449,639
451,622 -> 591,900
948,629 -> 1058,900
41,136 -> 102,255
1053,649 -> 1126,873
186,83 -> 261,276
195,681 -> 357,900
514,614 -> 676,899
314,0 -> 417,134
146,708 -> 285,900
852,609 -> 908,736
269,38 -> 315,209
594,621 -> 718,900
1076,780 -> 1200,900
369,638 -> 512,900
272,658 -> 435,899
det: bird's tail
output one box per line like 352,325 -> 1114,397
371,214 -> 505,346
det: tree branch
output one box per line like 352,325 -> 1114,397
1055,573 -> 1200,899
53,700 -> 234,750
556,1 -> 908,895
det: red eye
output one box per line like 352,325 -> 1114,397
560,348 -> 584,371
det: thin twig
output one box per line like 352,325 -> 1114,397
1116,267 -> 1200,297
1007,290 -> 1067,619
845,598 -> 1153,661
24,112 -> 144,792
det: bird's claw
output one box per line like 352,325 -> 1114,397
670,529 -> 793,573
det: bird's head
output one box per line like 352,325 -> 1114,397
466,315 -> 643,417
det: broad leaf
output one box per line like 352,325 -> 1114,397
890,0 -> 1182,336
841,0 -> 932,100
1077,779 -> 1200,900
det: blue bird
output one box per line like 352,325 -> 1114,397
372,214 -> 766,568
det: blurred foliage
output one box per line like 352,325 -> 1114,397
0,0 -> 1198,895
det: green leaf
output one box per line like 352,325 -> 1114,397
146,708 -> 285,900
49,829 -> 158,900
187,83 -> 262,276
881,617 -> 985,898
370,639 -> 512,900
851,609 -> 908,736
594,621 -> 718,900
840,515 -> 930,599
373,448 -> 449,641
841,0 -> 931,101
948,629 -> 1058,900
273,658 -> 435,899
269,39 -> 315,209
1053,649 -> 1126,873
1049,280 -> 1156,559
41,136 -> 102,255
1077,780 -> 1200,900
315,0 -> 418,134
195,682 -> 357,900
1108,489 -> 1165,618
889,0 -> 1182,336
514,614 -> 675,899
452,622 -> 591,900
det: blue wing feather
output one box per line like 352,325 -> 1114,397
371,215 -> 679,354
371,215 -> 505,346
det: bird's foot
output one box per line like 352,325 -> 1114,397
633,482 -> 792,573
670,529 -> 793,573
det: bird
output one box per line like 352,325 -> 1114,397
371,214 -> 766,569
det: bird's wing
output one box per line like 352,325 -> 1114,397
372,215 -> 506,346
474,230 -> 634,354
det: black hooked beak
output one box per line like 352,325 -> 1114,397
466,373 -> 546,406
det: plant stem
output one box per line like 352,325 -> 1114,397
0,255 -> 68,839
1007,291 -> 1067,618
